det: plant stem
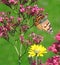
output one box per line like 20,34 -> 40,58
20,46 -> 28,58
36,56 -> 38,65
18,43 -> 22,65
8,39 -> 19,56
20,44 -> 22,56
18,55 -> 21,65
14,45 -> 19,56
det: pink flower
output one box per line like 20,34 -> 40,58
48,32 -> 60,54
20,4 -> 23,8
9,0 -> 18,4
10,16 -> 14,20
25,39 -> 32,45
0,12 -> 5,16
26,6 -> 31,9
0,26 -> 8,37
25,6 -> 32,15
0,33 -> 3,37
17,17 -> 22,22
2,0 -> 11,7
46,56 -> 60,65
0,26 -> 3,37
30,32 -> 43,44
0,17 -> 4,22
9,0 -> 15,3
6,22 -> 13,31
14,1 -> 18,4
21,24 -> 29,32
5,17 -> 9,21
29,32 -> 36,37
48,42 -> 60,54
20,4 -> 25,13
20,8 -> 25,13
55,32 -> 60,41
33,36 -> 43,44
31,61 -> 36,65
2,0 -> 8,4
25,5 -> 44,15
9,0 -> 15,4
20,34 -> 24,43
33,37 -> 40,43
39,8 -> 44,11
31,5 -> 40,15
48,44 -> 57,53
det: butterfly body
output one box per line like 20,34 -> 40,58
34,13 -> 53,33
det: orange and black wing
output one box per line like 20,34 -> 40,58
35,14 -> 53,34
41,19 -> 53,33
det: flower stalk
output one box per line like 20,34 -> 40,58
14,45 -> 19,56
36,56 -> 38,65
20,44 -> 22,56
18,43 -> 23,65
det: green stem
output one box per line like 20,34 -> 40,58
18,56 -> 21,65
18,43 -> 22,65
36,56 -> 38,65
20,46 -> 28,58
8,39 -> 19,56
20,44 -> 22,56
14,45 -> 19,56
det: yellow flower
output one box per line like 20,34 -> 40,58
28,44 -> 47,57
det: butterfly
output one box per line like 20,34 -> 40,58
34,13 -> 53,34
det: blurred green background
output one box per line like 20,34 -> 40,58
0,0 -> 60,65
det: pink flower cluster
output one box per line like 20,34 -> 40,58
48,32 -> 60,54
48,41 -> 60,54
20,34 -> 24,43
0,12 -> 22,39
2,0 -> 10,6
0,26 -> 8,37
20,4 -> 25,13
0,17 -> 4,23
30,5 -> 44,15
46,55 -> 60,65
29,32 -> 43,44
20,34 -> 31,45
2,0 -> 37,5
9,0 -> 18,5
19,32 -> 43,45
55,32 -> 60,41
21,24 -> 29,32
2,0 -> 18,5
20,4 -> 44,16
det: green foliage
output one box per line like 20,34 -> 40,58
0,0 -> 60,65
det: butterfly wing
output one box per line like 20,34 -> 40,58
34,21 -> 42,30
36,24 -> 42,30
41,19 -> 53,33
34,14 -> 44,30
35,14 -> 53,34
